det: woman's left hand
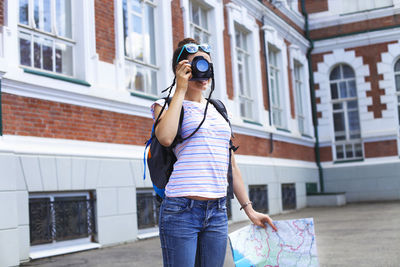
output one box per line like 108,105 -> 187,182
247,209 -> 278,231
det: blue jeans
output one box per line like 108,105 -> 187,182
159,196 -> 228,267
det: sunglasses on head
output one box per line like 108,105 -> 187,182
176,43 -> 211,63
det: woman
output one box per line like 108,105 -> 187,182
151,38 -> 277,267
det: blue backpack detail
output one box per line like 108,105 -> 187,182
143,98 -> 237,202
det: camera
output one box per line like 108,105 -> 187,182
189,56 -> 213,81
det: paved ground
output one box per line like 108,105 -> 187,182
22,201 -> 400,267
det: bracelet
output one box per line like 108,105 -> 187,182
240,201 -> 253,211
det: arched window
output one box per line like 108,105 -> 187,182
330,64 -> 363,161
394,59 -> 400,126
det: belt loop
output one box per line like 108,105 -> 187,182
218,198 -> 221,209
190,199 -> 194,209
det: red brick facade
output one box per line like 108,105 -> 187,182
346,41 -> 397,118
0,0 -> 4,26
223,0 -> 234,100
285,39 -> 296,119
302,0 -> 328,14
364,140 -> 398,158
310,15 -> 400,40
95,0 -> 115,63
319,146 -> 333,162
234,133 -> 316,161
171,0 -> 185,49
257,19 -> 269,110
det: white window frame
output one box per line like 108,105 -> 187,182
18,0 -> 75,76
268,45 -> 285,128
294,61 -> 306,134
189,0 -> 211,44
123,0 -> 158,96
393,58 -> 400,153
330,64 -> 363,161
180,0 -> 227,102
226,3 -> 264,124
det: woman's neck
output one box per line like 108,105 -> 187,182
184,90 -> 204,103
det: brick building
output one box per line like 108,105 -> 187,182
0,0 -> 399,265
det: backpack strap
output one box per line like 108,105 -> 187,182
164,97 -> 185,147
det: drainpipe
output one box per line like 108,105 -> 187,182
261,16 -> 274,153
301,0 -> 324,192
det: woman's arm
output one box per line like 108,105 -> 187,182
231,151 -> 278,231
153,60 -> 191,146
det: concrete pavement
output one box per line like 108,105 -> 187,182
22,201 -> 400,267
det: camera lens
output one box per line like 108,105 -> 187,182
195,59 -> 209,72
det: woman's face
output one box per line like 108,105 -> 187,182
186,51 -> 212,92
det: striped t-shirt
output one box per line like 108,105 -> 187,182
151,99 -> 231,198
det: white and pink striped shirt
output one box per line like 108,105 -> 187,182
151,99 -> 231,198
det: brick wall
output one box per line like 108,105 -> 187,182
285,39 -> 295,119
234,133 -> 316,161
311,51 -> 332,119
257,19 -> 269,110
319,146 -> 333,162
310,15 -> 400,40
0,0 -> 4,26
364,140 -> 398,158
95,0 -> 115,63
301,0 -> 328,14
346,41 -> 397,118
2,93 -> 153,145
223,0 -> 234,100
171,0 -> 184,49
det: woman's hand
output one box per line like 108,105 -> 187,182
245,208 -> 278,231
175,60 -> 192,94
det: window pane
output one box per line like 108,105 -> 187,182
348,80 -> 357,97
395,74 -> 400,91
192,3 -> 200,25
19,0 -> 29,25
395,60 -> 400,72
333,112 -> 345,132
249,185 -> 268,214
146,4 -> 156,65
281,184 -> 296,210
134,66 -> 145,92
43,0 -> 52,32
56,0 -> 72,38
333,103 -> 342,110
19,33 -> 32,66
42,39 -> 53,71
34,0 -> 40,28
330,83 -> 338,99
29,198 -> 53,245
55,42 -> 73,75
330,66 -> 340,80
345,144 -> 354,158
201,7 -> 208,29
342,65 -> 354,78
336,145 -> 344,159
347,100 -> 358,109
355,143 -> 363,157
150,70 -> 157,95
131,0 -> 141,13
339,81 -> 347,98
34,37 -> 41,68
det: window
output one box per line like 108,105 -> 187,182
281,183 -> 296,210
29,192 -> 96,245
123,0 -> 157,96
136,189 -> 160,229
249,185 -> 269,214
330,64 -> 363,161
394,59 -> 400,126
18,0 -> 73,76
342,0 -> 393,14
294,61 -> 306,134
235,25 -> 253,119
269,46 -> 284,127
235,26 -> 252,119
189,1 -> 210,43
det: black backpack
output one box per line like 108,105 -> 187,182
143,97 -> 238,202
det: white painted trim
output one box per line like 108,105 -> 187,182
313,27 -> 400,54
309,6 -> 400,30
235,154 -> 317,169
321,155 -> 400,168
0,135 -> 145,160
363,135 -> 398,143
30,238 -> 101,260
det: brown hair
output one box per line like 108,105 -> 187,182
171,38 -> 209,75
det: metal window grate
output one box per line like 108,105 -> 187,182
282,183 -> 296,210
137,191 -> 160,229
29,196 -> 96,245
249,185 -> 269,214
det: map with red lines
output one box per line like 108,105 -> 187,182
229,218 -> 319,267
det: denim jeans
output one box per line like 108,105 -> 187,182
159,196 -> 228,267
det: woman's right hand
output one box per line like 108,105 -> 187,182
175,60 -> 192,94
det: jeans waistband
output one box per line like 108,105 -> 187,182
165,196 -> 226,209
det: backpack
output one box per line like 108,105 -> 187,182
143,98 -> 238,202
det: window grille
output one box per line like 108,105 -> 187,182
136,189 -> 160,229
29,193 -> 96,245
249,185 -> 269,214
281,183 -> 296,210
